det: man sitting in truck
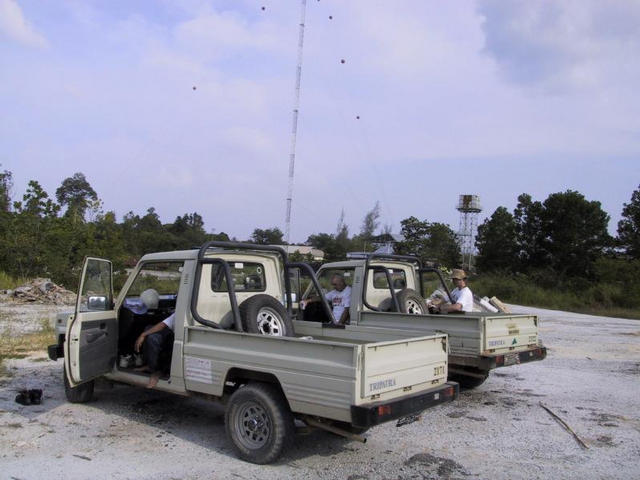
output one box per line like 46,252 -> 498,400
435,269 -> 474,313
133,290 -> 175,388
302,273 -> 352,325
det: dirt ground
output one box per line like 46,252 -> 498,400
1,305 -> 639,480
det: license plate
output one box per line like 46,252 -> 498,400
504,353 -> 520,366
396,413 -> 421,427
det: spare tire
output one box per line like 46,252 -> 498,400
239,294 -> 294,337
395,289 -> 428,315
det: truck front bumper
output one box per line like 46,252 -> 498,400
351,381 -> 459,429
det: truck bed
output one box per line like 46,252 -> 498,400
182,325 -> 450,424
354,311 -> 541,360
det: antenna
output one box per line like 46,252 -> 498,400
456,194 -> 482,272
284,0 -> 307,244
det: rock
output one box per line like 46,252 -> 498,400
7,278 -> 76,305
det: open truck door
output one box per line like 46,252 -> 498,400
65,257 -> 117,387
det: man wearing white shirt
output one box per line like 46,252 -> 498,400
438,269 -> 474,313
302,274 -> 352,325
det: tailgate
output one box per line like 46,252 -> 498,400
359,334 -> 448,402
483,314 -> 539,354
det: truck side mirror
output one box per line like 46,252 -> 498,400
88,295 -> 109,311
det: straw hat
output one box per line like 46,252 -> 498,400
450,269 -> 467,280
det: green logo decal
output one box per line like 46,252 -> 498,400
512,338 -> 518,345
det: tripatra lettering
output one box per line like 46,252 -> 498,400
370,378 -> 396,391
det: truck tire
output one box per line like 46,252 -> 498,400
449,373 -> 489,390
63,364 -> 94,403
396,289 -> 428,315
239,295 -> 294,337
225,383 -> 294,464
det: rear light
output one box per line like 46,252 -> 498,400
495,355 -> 504,366
377,405 -> 392,416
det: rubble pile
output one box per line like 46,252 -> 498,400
2,278 -> 76,305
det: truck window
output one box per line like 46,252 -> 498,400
126,262 -> 183,297
316,268 -> 354,292
211,262 -> 266,292
78,258 -> 112,312
372,269 -> 406,290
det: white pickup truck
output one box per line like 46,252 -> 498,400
48,242 -> 457,464
296,253 -> 546,388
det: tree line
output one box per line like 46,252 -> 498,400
0,168 -> 461,289
1,165 -> 638,306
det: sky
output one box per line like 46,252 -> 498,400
1,0 -> 639,242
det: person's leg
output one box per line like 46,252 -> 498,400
143,327 -> 173,388
143,329 -> 164,372
159,330 -> 175,374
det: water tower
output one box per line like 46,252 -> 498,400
456,194 -> 482,272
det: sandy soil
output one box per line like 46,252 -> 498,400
0,305 -> 639,480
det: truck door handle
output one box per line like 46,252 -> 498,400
86,331 -> 107,343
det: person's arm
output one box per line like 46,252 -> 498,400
338,307 -> 350,325
301,290 -> 331,309
438,302 -> 463,313
135,321 -> 167,352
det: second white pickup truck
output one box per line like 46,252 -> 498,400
296,253 -> 546,388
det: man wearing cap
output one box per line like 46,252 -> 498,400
438,269 -> 474,313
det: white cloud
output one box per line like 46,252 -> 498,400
478,0 -> 640,92
173,8 -> 282,62
0,0 -> 48,48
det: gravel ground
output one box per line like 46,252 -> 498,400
0,301 -> 71,336
0,305 -> 639,480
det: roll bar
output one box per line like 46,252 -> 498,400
194,241 -> 335,329
362,265 -> 401,312
190,257 -> 243,331
197,241 -> 293,316
286,262 -> 335,323
419,266 -> 454,303
363,252 -> 425,298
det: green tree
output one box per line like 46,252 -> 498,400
540,190 -> 611,278
396,216 -> 460,267
514,193 -> 547,270
360,201 -> 380,239
617,184 -> 640,258
5,181 -> 61,278
475,207 -> 518,272
0,166 -> 12,212
55,172 -> 98,222
168,212 -> 207,249
250,227 -> 285,245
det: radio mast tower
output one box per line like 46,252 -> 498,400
284,0 -> 307,244
456,195 -> 482,272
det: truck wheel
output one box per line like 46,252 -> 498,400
449,373 -> 489,390
225,383 -> 294,464
63,364 -> 94,403
239,295 -> 294,337
396,289 -> 428,315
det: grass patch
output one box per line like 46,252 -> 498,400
0,318 -> 55,371
473,273 -> 640,319
0,271 -> 29,290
